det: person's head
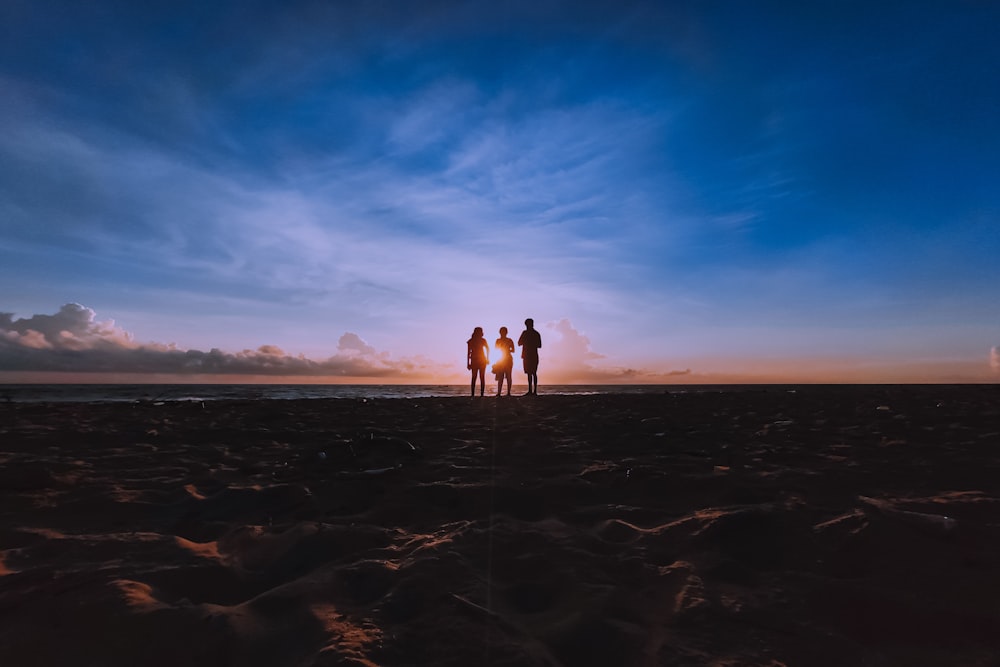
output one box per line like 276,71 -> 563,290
472,326 -> 483,338
499,326 -> 507,336
524,318 -> 534,329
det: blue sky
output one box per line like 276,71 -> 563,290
1,0 -> 998,382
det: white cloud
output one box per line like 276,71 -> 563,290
545,318 -> 605,366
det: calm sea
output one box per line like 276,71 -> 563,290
0,384 -> 687,404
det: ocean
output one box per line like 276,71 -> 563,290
0,383 -> 688,403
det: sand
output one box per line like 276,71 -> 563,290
1,385 -> 999,666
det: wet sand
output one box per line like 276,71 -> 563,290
1,385 -> 999,666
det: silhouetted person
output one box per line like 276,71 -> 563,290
517,318 -> 542,395
493,326 -> 515,397
467,326 -> 490,397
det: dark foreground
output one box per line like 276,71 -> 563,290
1,385 -> 999,666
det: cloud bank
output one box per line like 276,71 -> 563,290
0,305 -> 682,383
0,304 -> 439,378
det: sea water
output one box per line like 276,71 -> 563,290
0,383 -> 686,404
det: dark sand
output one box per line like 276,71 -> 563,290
1,386 -> 999,666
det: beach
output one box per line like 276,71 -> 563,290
1,385 -> 999,666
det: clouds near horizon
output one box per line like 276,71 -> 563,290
0,304 -> 434,378
1,304 -> 677,382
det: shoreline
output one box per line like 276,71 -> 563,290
1,381 -> 996,406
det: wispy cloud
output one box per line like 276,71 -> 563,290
1,68 -> 677,331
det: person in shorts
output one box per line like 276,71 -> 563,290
517,318 -> 542,395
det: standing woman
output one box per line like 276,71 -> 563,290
493,326 -> 515,397
467,327 -> 490,397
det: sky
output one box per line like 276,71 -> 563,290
1,0 -> 998,384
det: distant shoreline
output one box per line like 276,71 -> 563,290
0,381 -> 996,404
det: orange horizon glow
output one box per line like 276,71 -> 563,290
1,357 -> 996,386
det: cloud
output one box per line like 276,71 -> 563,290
0,303 -> 137,351
0,74 -> 667,343
0,304 -> 442,378
0,306 -> 688,383
337,332 -> 379,357
1,34 -> 690,370
545,318 -> 605,366
542,318 -> 688,383
992,346 -> 1000,373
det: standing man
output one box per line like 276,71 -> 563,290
517,318 -> 542,395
